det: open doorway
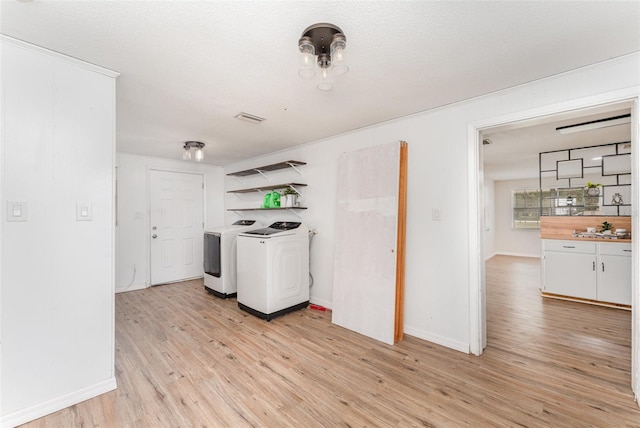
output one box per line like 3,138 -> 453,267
480,102 -> 634,390
468,89 -> 640,402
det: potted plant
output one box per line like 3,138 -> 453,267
600,221 -> 613,234
585,181 -> 602,196
282,186 -> 298,207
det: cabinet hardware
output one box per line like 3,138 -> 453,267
562,245 -> 575,248
623,249 -> 632,252
602,262 -> 605,272
592,261 -> 595,271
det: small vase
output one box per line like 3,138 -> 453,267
587,187 -> 600,196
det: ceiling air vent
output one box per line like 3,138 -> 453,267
235,112 -> 266,124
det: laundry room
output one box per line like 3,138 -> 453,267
3,1 -> 640,426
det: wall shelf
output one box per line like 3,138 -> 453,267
227,183 -> 307,194
227,160 -> 306,177
227,207 -> 308,212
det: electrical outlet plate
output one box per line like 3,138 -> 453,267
7,201 -> 27,222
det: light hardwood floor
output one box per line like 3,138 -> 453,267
21,255 -> 640,427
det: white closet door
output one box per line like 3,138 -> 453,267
331,142 -> 400,345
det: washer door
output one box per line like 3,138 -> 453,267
204,233 -> 221,278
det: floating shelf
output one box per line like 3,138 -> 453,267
227,160 -> 306,177
227,183 -> 307,194
227,207 -> 308,211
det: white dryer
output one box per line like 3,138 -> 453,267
237,221 -> 309,321
204,219 -> 261,298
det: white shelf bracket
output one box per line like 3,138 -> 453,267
287,162 -> 303,176
233,176 -> 247,185
288,209 -> 302,218
255,169 -> 270,181
288,184 -> 304,197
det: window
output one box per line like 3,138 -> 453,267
512,189 -> 542,229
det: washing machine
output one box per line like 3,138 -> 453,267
237,221 -> 309,321
204,219 -> 261,298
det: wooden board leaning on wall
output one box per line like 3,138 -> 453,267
540,216 -> 631,241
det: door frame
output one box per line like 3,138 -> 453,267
146,166 -> 206,286
467,87 -> 640,398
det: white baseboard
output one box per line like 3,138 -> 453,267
403,326 -> 470,354
309,296 -> 332,310
484,252 -> 498,261
493,251 -> 540,259
1,377 -> 117,428
115,282 -> 148,294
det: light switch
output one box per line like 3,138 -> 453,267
7,201 -> 27,222
76,202 -> 92,221
432,208 -> 441,221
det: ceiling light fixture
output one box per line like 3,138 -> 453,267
183,141 -> 205,162
298,23 -> 348,91
556,114 -> 631,134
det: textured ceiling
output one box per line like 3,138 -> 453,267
1,1 -> 639,166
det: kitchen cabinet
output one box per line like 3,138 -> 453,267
597,243 -> 632,305
542,239 -> 631,306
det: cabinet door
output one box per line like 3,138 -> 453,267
597,255 -> 631,305
543,252 -> 597,300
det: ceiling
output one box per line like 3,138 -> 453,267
482,104 -> 633,181
1,1 -> 639,166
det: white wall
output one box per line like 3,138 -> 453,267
494,178 -> 541,258
1,37 -> 118,426
225,52 -> 640,354
115,153 -> 225,292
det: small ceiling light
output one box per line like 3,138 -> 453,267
183,141 -> 205,162
298,23 -> 348,91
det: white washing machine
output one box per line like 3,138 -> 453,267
237,221 -> 309,321
204,219 -> 261,298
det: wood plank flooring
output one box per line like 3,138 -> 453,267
21,255 -> 640,427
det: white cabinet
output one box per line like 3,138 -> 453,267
542,241 -> 597,300
597,243 -> 632,305
542,239 -> 631,306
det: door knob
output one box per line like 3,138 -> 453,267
152,234 -> 157,239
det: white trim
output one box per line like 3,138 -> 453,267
493,252 -> 540,259
468,85 -> 640,397
309,297 -> 332,310
115,282 -> 148,294
630,99 -> 640,401
0,35 -> 120,78
0,377 -> 117,428
403,327 -> 469,353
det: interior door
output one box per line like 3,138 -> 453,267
331,141 -> 406,345
150,170 -> 204,285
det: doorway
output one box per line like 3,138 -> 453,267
149,169 -> 204,285
468,92 -> 639,397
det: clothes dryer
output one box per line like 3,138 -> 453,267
237,221 -> 309,320
204,219 -> 261,298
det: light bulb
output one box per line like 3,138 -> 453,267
298,38 -> 316,78
317,65 -> 333,91
195,147 -> 204,162
183,147 -> 192,160
330,35 -> 348,75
